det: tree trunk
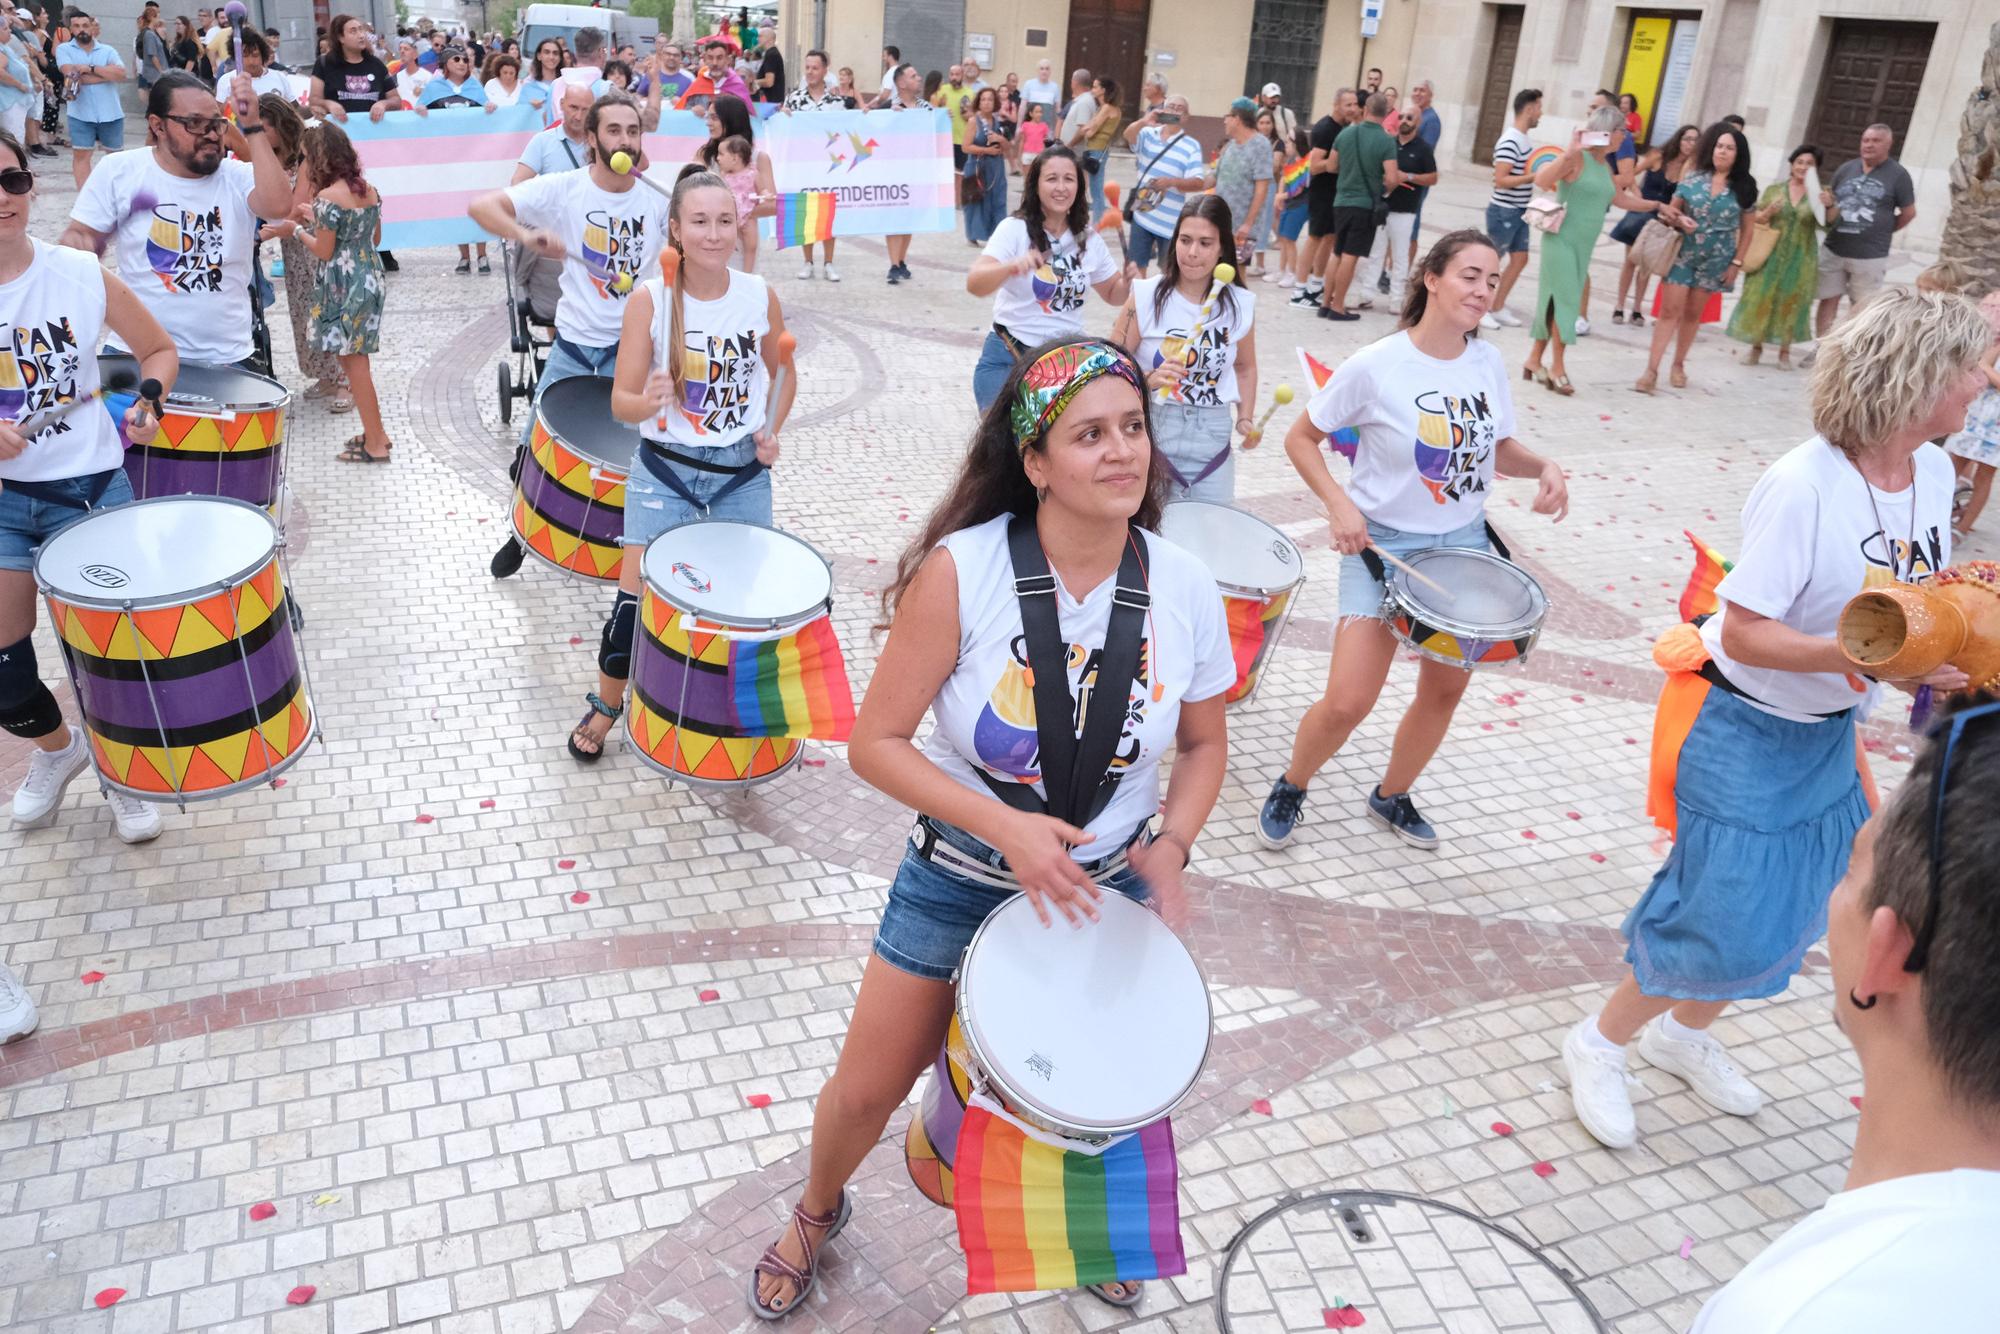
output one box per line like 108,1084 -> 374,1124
1940,20 -> 2000,294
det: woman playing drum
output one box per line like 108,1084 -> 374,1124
567,169 -> 795,761
0,128 -> 176,851
746,337 -> 1233,1317
1111,194 -> 1261,503
1258,230 -> 1569,850
1564,288 -> 1988,1152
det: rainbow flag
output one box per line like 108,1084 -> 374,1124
726,617 -> 855,741
771,192 -> 837,250
1678,530 -> 1735,622
954,1097 -> 1184,1294
1280,156 -> 1309,202
1296,348 -> 1359,462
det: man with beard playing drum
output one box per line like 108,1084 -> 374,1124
1259,230 -> 1570,851
472,91 -> 671,580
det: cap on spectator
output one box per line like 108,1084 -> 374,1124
12,8 -> 31,18
1261,82 -> 1282,98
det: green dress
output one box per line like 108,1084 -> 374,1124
1727,182 -> 1820,348
307,198 -> 386,356
1530,153 -> 1614,345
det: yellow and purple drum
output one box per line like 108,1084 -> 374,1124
34,496 -> 316,802
511,377 -> 633,583
1159,500 -> 1305,705
103,355 -> 289,513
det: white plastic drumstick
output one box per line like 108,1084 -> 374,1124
1162,262 -> 1235,401
1371,544 -> 1454,601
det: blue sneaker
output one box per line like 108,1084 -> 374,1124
1257,777 -> 1308,849
1366,787 -> 1439,850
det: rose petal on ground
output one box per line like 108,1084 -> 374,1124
1250,1098 -> 1273,1116
414,813 -> 434,824
1521,830 -> 1537,839
570,891 -> 590,905
698,989 -> 720,1002
557,859 -> 576,870
801,758 -> 826,767
1532,1161 -> 1558,1177
80,971 -> 105,984
569,635 -> 583,646
1850,1095 -> 1863,1109
272,778 -> 287,788
747,1093 -> 773,1108
1679,1236 -> 1694,1260
1589,853 -> 1607,863
479,799 -> 496,809
249,1202 -> 276,1221
286,1286 -> 316,1305
1342,1310 -> 1368,1328
94,1289 -> 125,1309
1491,1121 -> 1514,1136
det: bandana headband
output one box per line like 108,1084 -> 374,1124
1009,341 -> 1142,449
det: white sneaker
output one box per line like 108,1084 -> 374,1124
1563,1017 -> 1637,1148
1479,311 -> 1502,331
1280,274 -> 1297,288
1261,270 -> 1280,284
1638,1020 -> 1762,1117
103,787 -> 162,844
0,962 -> 36,1043
1575,317 -> 1591,337
1492,306 -> 1523,328
796,261 -> 814,280
822,263 -> 841,283
11,725 -> 88,828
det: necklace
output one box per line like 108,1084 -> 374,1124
1854,450 -> 1919,583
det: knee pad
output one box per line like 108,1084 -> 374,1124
0,636 -> 60,739
599,590 -> 639,678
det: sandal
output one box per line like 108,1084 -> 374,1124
1744,346 -> 1762,367
748,1189 -> 851,1320
330,391 -> 354,413
567,692 -> 622,762
1550,373 -> 1575,396
336,440 -> 390,463
1522,364 -> 1548,387
1634,370 -> 1658,395
1086,1279 -> 1145,1309
1670,366 -> 1688,389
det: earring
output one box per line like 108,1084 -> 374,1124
1848,989 -> 1878,1011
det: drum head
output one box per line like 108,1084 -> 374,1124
98,354 -> 287,410
36,496 -> 278,608
1392,548 -> 1547,636
539,376 -> 638,469
1158,500 -> 1303,595
960,893 -> 1210,1133
641,522 -> 832,629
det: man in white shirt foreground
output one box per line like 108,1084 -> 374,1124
1690,700 -> 2000,1332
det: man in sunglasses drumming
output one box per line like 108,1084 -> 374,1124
58,69 -> 294,375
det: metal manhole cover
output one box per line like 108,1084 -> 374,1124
1216,1189 -> 1606,1332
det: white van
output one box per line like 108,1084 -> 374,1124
517,3 -> 658,59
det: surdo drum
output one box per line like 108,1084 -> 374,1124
1158,500 -> 1305,705
511,376 -> 634,583
102,354 -> 290,513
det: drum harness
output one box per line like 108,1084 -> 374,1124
1360,519 -> 1511,586
912,516 -> 1154,890
636,439 -> 768,518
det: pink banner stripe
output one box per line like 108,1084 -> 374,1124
381,187 -> 492,224
359,130 -> 536,167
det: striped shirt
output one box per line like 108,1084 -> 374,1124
1489,126 -> 1533,208
1130,125 -> 1206,239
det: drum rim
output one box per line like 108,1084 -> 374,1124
33,494 -> 282,610
535,375 -> 635,472
94,708 -> 318,804
955,892 -> 1213,1135
1385,547 -> 1548,640
640,520 -> 836,632
1158,499 -> 1307,598
96,352 -> 293,414
621,705 -> 806,788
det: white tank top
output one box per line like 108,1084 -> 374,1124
1131,275 -> 1254,408
0,241 -> 123,484
639,268 -> 772,451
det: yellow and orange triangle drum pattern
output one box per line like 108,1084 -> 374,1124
156,406 -> 286,455
89,685 -> 313,796
511,494 -> 624,581
641,588 -> 734,667
627,697 -> 800,785
531,422 -> 627,505
47,557 -> 284,663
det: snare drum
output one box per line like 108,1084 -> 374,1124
34,496 -> 316,802
625,521 -> 838,787
1381,546 -> 1548,667
511,377 -> 635,583
103,355 -> 290,512
1158,500 -> 1305,705
905,892 -> 1211,1206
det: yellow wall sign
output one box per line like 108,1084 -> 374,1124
1622,15 -> 1672,144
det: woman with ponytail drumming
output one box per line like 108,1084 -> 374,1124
1257,230 -> 1569,852
1111,194 -> 1259,503
565,170 -> 795,761
746,336 -> 1233,1317
965,143 -> 1128,412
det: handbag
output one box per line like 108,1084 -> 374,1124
1524,194 -> 1566,233
958,164 -> 985,205
1740,219 -> 1781,274
1125,131 -> 1182,222
1632,217 -> 1683,278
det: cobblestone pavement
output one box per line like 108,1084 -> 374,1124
0,158 -> 1942,1334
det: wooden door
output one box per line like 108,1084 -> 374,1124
1472,4 -> 1524,165
1062,0 -> 1151,123
1805,20 -> 1935,175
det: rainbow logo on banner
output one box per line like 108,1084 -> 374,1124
954,1098 -> 1185,1295
762,107 -> 956,241
727,617 -> 856,741
1678,530 -> 1734,622
771,192 -> 837,250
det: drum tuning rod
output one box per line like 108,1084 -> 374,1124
1370,544 -> 1454,601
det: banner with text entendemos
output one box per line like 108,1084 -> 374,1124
757,107 -> 956,241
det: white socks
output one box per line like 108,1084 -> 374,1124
1577,1014 -> 1626,1057
1657,1011 -> 1705,1043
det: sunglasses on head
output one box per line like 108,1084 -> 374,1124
0,167 -> 32,196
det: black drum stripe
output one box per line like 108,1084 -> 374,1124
639,619 -> 728,676
630,679 -> 761,739
127,442 -> 281,464
82,672 -> 305,749
63,595 -> 291,681
518,492 -> 621,545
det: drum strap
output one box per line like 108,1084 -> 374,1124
636,441 -> 768,516
1,468 -> 119,510
1156,441 -> 1234,493
1360,520 -> 1513,583
550,337 -> 619,374
978,516 -> 1150,830
991,324 -> 1027,359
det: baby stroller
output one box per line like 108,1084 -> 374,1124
490,240 -> 562,578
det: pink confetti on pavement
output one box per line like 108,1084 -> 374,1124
1571,695 -> 1584,702
1521,831 -> 1537,839
1589,853 -> 1608,863
94,1289 -> 125,1309
569,636 -> 583,646
414,813 -> 435,824
1491,1121 -> 1514,1136
1532,1161 -> 1558,1178
1850,1095 -> 1863,1109
1679,1236 -> 1694,1260
698,989 -> 721,1002
479,799 -> 496,809
801,757 -> 826,767
80,971 -> 105,984
286,1286 -> 316,1305
1566,811 -> 1582,820
1598,414 -> 1612,421
557,859 -> 576,870
569,891 -> 590,905
747,1093 -> 773,1108
249,1202 -> 276,1221
1250,1098 -> 1273,1116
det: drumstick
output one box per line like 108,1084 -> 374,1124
224,2 -> 247,107
657,244 -> 680,288
766,330 -> 798,413
13,369 -> 144,437
1249,383 -> 1294,439
1160,262 -> 1234,401
1370,544 -> 1454,600
606,151 -> 673,202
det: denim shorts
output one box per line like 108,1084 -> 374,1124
622,436 -> 772,549
0,469 -> 135,571
1485,202 -> 1530,255
873,821 -> 1150,981
1337,514 -> 1490,620
68,115 -> 124,150
1128,222 -> 1171,271
1278,200 -> 1309,242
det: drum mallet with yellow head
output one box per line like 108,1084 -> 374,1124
1162,262 -> 1235,400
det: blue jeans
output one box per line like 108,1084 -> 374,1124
1084,149 -> 1109,218
520,336 -> 618,446
0,469 -> 135,571
1337,515 -> 1490,620
972,329 -> 1022,415
623,435 -> 772,547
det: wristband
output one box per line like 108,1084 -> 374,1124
1153,829 -> 1192,869
240,123 -> 264,135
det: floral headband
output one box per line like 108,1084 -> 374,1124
1009,341 -> 1143,449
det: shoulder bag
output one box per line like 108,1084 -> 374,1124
1125,129 -> 1183,222
1740,202 -> 1782,274
1632,216 -> 1683,278
1524,194 -> 1566,234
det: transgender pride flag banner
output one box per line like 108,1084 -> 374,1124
344,106 -> 708,251
757,107 -> 956,240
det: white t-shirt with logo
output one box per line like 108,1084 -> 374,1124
72,149 -> 259,365
218,68 -> 292,105
1702,435 -> 1952,721
507,169 -> 672,348
926,514 -> 1236,861
981,216 -> 1117,346
1131,276 -> 1254,408
0,242 -> 123,483
1305,330 -> 1514,534
1690,1169 -> 2000,1333
638,269 -> 771,451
